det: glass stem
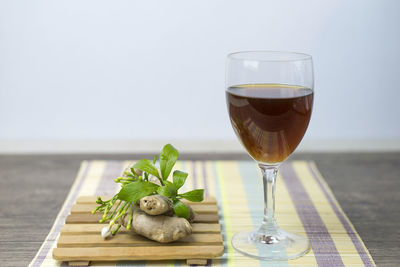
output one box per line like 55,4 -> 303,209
259,164 -> 279,234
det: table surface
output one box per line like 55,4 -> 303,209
0,153 -> 399,267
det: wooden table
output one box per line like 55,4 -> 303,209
0,153 -> 399,267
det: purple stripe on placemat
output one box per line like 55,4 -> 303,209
192,161 -> 198,189
32,162 -> 91,267
95,161 -> 125,195
280,164 -> 344,267
307,162 -> 374,267
202,161 -> 209,196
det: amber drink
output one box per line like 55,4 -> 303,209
226,83 -> 313,163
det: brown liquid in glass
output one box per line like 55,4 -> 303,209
226,84 -> 313,163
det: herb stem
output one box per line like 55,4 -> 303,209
106,200 -> 122,220
126,203 -> 134,230
111,224 -> 121,235
109,201 -> 129,227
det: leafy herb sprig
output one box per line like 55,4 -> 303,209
92,144 -> 204,236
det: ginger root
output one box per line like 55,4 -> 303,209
140,195 -> 173,216
116,195 -> 196,243
139,194 -> 196,222
121,205 -> 192,243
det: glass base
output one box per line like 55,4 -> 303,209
231,227 -> 310,261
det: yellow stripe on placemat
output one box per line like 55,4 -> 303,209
79,161 -> 107,196
218,161 -> 263,267
29,160 -> 375,267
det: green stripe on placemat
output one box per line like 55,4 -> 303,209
29,160 -> 376,267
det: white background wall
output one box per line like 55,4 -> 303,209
1,0 -> 399,152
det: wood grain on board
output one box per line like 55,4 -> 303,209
52,196 -> 224,266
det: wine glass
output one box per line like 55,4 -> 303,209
225,51 -> 314,260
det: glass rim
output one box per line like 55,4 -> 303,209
227,50 -> 312,62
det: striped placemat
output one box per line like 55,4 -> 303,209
29,160 -> 375,267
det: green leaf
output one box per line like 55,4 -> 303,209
173,170 -> 188,189
157,186 -> 171,197
117,181 -> 159,203
179,189 -> 204,202
153,155 -> 157,164
133,159 -> 160,178
159,144 -> 179,180
129,168 -> 140,178
157,181 -> 177,198
173,199 -> 190,219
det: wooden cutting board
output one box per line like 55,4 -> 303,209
53,196 -> 224,266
